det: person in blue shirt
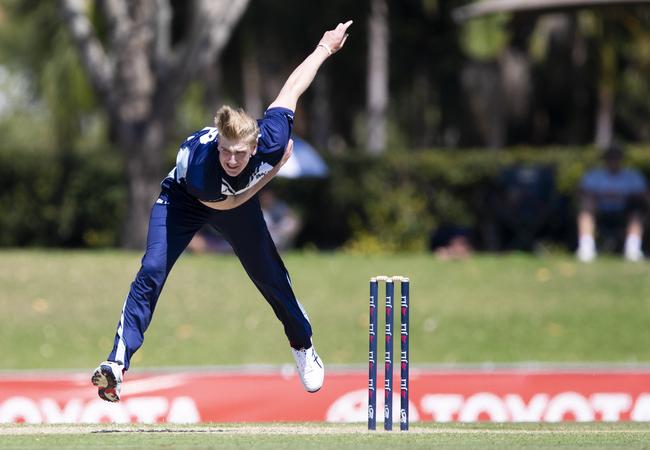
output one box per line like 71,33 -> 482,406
91,20 -> 353,402
576,144 -> 648,262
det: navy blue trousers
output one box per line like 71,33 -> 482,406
108,178 -> 312,369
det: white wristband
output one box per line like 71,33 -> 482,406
317,43 -> 332,56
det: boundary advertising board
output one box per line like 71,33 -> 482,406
1,369 -> 649,423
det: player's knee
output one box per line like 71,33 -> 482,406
137,260 -> 168,288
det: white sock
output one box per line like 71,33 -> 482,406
625,234 -> 642,254
579,235 -> 595,252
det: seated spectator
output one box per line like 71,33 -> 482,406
576,144 -> 648,262
259,189 -> 302,251
482,165 -> 564,252
187,190 -> 302,253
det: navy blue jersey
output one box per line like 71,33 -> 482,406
167,107 -> 294,202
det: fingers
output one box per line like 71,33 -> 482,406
336,21 -> 352,43
334,20 -> 353,38
337,20 -> 353,32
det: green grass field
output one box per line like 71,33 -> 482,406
1,249 -> 650,369
2,423 -> 650,449
2,251 -> 650,448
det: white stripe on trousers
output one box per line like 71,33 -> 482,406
115,298 -> 128,363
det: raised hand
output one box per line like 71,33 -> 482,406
318,20 -> 353,55
269,21 -> 352,111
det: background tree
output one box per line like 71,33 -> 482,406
366,0 -> 389,155
58,0 -> 249,248
453,0 -> 650,148
2,0 -> 650,251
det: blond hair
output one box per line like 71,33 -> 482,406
214,106 -> 259,146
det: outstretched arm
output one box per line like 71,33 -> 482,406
268,20 -> 352,112
200,140 -> 294,211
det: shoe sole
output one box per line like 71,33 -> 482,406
91,365 -> 120,402
97,387 -> 119,402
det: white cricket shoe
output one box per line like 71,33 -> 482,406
291,345 -> 324,393
91,361 -> 124,402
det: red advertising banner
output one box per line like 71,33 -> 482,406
1,368 -> 649,423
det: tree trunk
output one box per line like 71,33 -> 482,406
122,171 -> 161,249
117,118 -> 167,248
242,31 -> 263,119
311,75 -> 331,150
461,61 -> 507,148
500,47 -> 532,142
366,0 -> 389,155
202,62 -> 224,117
595,85 -> 614,148
595,33 -> 616,148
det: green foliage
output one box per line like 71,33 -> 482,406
0,0 -> 122,247
459,13 -> 511,60
0,0 -> 648,252
294,146 -> 650,251
345,182 -> 433,253
0,1 -> 61,75
0,141 -> 124,247
177,82 -> 212,136
4,143 -> 650,250
40,31 -> 97,145
325,151 -> 433,253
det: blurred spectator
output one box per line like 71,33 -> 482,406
482,165 -> 565,252
187,225 -> 233,253
430,224 -> 474,260
260,189 -> 302,251
187,190 -> 302,253
576,144 -> 648,262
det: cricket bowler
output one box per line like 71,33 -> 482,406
91,20 -> 353,402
